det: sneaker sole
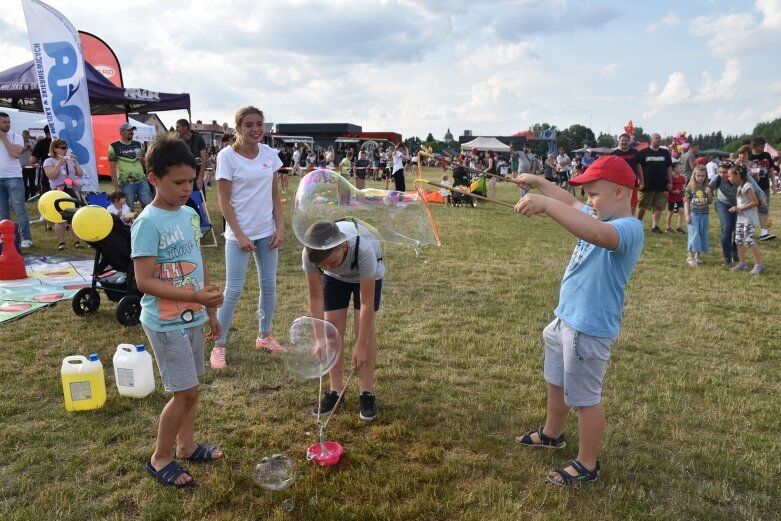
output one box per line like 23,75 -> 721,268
359,412 -> 377,422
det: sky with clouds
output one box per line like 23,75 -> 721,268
2,0 -> 780,141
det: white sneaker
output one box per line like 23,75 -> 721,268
20,239 -> 32,249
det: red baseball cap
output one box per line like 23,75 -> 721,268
569,155 -> 635,188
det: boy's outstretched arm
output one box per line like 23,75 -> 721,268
515,196 -> 620,250
516,173 -> 580,207
134,257 -> 224,308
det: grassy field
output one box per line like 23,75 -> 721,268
1,168 -> 780,520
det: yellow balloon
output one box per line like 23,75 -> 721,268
72,205 -> 113,242
37,190 -> 74,223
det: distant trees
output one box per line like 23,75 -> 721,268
408,117 -> 781,158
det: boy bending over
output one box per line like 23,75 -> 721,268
513,155 -> 644,487
302,220 -> 384,422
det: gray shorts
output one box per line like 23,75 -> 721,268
543,319 -> 615,407
142,325 -> 205,392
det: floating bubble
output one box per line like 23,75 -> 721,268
282,317 -> 340,379
282,499 -> 294,512
292,169 -> 440,249
253,454 -> 295,490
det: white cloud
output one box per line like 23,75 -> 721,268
457,42 -> 538,69
601,63 -> 619,75
693,59 -> 740,102
643,72 -> 690,117
647,12 -> 681,32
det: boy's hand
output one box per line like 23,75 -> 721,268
205,313 -> 221,341
352,346 -> 367,369
196,285 -> 224,308
686,215 -> 692,224
514,193 -> 548,216
515,173 -> 539,191
728,206 -> 738,214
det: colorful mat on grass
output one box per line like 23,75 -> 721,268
0,256 -> 93,324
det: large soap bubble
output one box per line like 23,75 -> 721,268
253,454 -> 295,490
283,316 -> 341,379
292,169 -> 440,249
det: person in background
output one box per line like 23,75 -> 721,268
0,112 -> 32,248
43,138 -> 84,250
748,136 -> 777,241
728,164 -> 765,274
683,165 -> 711,266
109,122 -> 151,211
19,130 -> 37,201
31,124 -> 52,196
176,119 -> 208,192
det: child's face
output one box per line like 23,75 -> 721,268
673,165 -> 684,177
694,170 -> 707,184
718,167 -> 729,180
727,170 -> 739,184
318,243 -> 348,270
114,197 -> 126,207
148,165 -> 195,210
582,180 -> 626,221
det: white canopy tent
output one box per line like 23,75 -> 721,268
128,117 -> 158,145
460,136 -> 510,152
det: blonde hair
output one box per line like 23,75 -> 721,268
48,138 -> 67,157
233,106 -> 264,151
687,165 -> 708,191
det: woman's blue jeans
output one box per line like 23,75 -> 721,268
715,200 -> 737,261
216,236 -> 278,345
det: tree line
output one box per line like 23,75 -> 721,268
409,117 -> 781,157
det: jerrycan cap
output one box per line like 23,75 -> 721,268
88,353 -> 100,361
135,344 -> 146,352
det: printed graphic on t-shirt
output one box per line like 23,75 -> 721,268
154,218 -> 202,323
566,238 -> 595,273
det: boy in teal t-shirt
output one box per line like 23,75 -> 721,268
131,135 -> 223,488
513,155 -> 644,487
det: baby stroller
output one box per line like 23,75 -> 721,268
450,165 -> 485,208
56,197 -> 143,326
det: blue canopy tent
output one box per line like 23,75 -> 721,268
0,60 -> 190,116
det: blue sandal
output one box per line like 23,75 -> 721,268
175,443 -> 223,463
546,459 -> 600,487
145,459 -> 194,488
516,428 -> 566,449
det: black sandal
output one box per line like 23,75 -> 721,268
546,459 -> 600,487
516,427 -> 566,449
73,241 -> 81,249
58,242 -> 66,251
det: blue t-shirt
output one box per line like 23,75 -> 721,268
130,205 -> 205,332
554,206 -> 644,338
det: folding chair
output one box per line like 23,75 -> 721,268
189,190 -> 218,247
85,192 -> 111,208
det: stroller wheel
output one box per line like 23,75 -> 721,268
72,287 -> 100,315
469,196 -> 477,208
116,295 -> 141,326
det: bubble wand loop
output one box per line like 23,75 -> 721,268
414,179 -> 517,209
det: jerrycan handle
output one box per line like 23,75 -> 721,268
117,343 -> 135,354
63,355 -> 88,365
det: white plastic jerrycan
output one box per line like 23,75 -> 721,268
61,353 -> 107,411
113,344 -> 155,398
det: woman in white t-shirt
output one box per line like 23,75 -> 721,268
210,106 -> 285,369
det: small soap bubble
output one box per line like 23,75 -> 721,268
282,499 -> 294,512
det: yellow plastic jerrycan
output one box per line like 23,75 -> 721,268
61,353 -> 107,411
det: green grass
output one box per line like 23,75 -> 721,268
1,169 -> 780,520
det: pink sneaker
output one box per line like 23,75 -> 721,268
210,346 -> 227,369
256,335 -> 284,353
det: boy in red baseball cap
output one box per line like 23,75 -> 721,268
513,155 -> 644,486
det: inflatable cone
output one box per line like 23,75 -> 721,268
0,220 -> 27,280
